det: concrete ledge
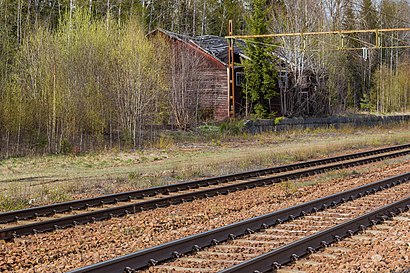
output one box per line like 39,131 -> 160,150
244,114 -> 410,133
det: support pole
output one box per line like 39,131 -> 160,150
228,20 -> 236,118
376,30 -> 380,48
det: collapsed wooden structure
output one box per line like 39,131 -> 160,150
149,28 -> 320,122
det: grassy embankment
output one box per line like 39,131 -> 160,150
0,123 -> 409,211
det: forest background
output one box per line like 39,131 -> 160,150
0,0 -> 409,156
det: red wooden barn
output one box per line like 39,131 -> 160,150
149,28 -> 246,122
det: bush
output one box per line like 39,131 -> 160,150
60,138 -> 73,154
197,124 -> 220,134
274,116 -> 285,125
219,119 -> 246,135
154,134 -> 175,149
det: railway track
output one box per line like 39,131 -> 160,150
277,210 -> 410,272
68,172 -> 410,273
1,144 -> 409,241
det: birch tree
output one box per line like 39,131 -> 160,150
270,0 -> 327,116
113,20 -> 166,147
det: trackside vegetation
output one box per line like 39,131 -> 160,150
0,1 -> 410,157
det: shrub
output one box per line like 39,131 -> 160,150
274,116 -> 285,125
60,138 -> 73,154
219,119 -> 246,135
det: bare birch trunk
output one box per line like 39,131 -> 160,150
192,0 -> 196,36
201,0 -> 206,35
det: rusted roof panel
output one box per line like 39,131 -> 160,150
191,35 -> 246,64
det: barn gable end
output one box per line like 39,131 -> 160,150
148,29 -> 239,122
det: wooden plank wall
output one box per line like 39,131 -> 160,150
193,68 -> 229,121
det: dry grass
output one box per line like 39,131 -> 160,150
0,123 -> 409,211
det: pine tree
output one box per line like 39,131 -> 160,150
359,0 -> 380,111
361,0 -> 378,29
243,0 -> 277,118
341,0 -> 363,109
213,0 -> 246,36
343,0 -> 356,31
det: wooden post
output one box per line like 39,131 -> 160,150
228,20 -> 235,118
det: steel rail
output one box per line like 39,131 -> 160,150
67,172 -> 410,273
1,148 -> 409,241
1,149 -> 409,241
220,196 -> 410,273
1,143 -> 408,225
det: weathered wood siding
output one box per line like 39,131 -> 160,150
149,30 -> 231,122
193,66 -> 229,121
171,38 -> 229,121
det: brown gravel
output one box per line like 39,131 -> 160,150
0,157 -> 409,272
283,211 -> 410,273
